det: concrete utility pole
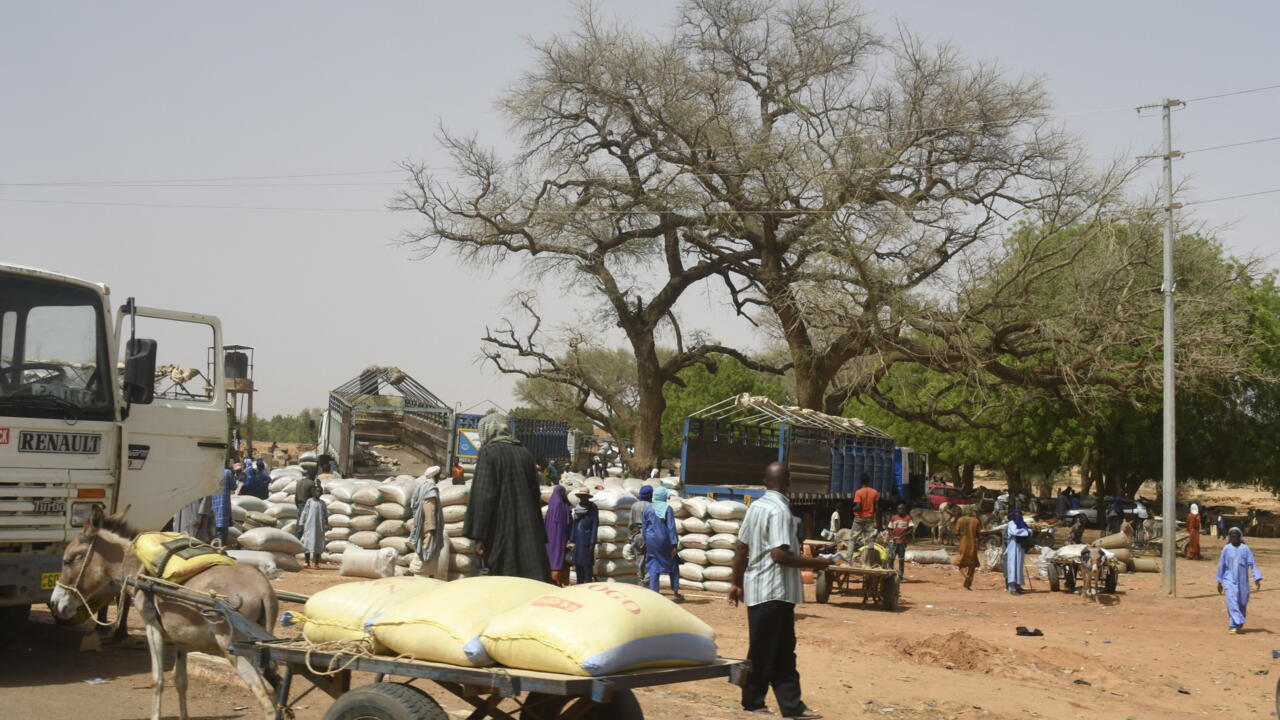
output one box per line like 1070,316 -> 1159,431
1139,98 -> 1184,597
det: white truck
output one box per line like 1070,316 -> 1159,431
0,263 -> 228,645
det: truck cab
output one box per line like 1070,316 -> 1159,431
0,264 -> 228,644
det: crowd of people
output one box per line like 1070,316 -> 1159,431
168,419 -> 1263,719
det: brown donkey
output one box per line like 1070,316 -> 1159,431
49,506 -> 279,720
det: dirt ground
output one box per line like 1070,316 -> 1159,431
3,529 -> 1277,719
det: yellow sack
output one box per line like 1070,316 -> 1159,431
371,576 -> 551,666
132,532 -> 235,583
480,582 -> 717,676
301,577 -> 444,651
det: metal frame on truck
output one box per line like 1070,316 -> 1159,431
678,394 -> 928,537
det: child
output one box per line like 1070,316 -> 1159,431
298,483 -> 328,568
887,503 -> 912,581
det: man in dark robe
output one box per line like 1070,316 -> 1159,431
464,413 -> 551,582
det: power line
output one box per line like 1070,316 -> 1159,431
4,169 -> 405,187
0,197 -> 386,212
1182,135 -> 1280,155
3,181 -> 404,189
1184,82 -> 1280,104
1184,187 -> 1280,206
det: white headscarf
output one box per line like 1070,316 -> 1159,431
1191,503 -> 1199,515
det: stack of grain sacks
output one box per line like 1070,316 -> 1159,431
591,488 -> 640,584
322,476 -> 416,573
676,497 -> 746,594
441,483 -> 475,581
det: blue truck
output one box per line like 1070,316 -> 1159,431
678,395 -> 928,535
451,413 -> 572,467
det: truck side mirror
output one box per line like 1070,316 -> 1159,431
123,338 -> 157,405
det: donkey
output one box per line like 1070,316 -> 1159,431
49,506 -> 279,720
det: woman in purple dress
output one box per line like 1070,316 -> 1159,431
544,485 -> 573,585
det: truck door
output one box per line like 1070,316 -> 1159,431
114,308 -> 226,531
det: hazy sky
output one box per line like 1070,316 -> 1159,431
3,1 -> 1277,417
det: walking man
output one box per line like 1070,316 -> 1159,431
729,462 -> 830,719
1217,527 -> 1263,633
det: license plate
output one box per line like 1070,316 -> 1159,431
33,500 -> 65,514
40,572 -> 59,591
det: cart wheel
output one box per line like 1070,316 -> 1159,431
522,689 -> 643,720
1104,567 -> 1118,594
1047,563 -> 1060,593
880,575 -> 899,611
815,571 -> 831,604
323,682 -> 447,720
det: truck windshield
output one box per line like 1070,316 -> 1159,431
0,273 -> 113,421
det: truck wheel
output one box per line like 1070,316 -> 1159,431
880,575 -> 899,611
815,572 -> 831,604
1104,568 -> 1118,594
522,690 -> 643,720
1047,564 -> 1060,593
323,682 -> 447,720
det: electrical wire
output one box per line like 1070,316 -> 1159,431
4,169 -> 405,187
0,197 -> 386,212
1184,83 -> 1280,104
1183,187 -> 1280,206
1182,135 -> 1280,155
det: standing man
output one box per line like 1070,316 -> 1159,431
1217,527 -> 1263,634
852,474 -> 879,545
293,462 -> 317,538
464,413 -> 551,582
1185,504 -> 1203,560
729,462 -> 830,720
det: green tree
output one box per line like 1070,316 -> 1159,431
660,355 -> 791,457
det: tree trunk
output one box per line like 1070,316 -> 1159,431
961,464 -> 976,493
623,341 -> 666,473
1004,467 -> 1025,496
947,465 -> 961,486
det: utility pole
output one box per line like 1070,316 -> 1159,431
1138,98 -> 1184,597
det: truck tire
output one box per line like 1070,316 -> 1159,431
0,604 -> 31,650
323,682 -> 447,720
522,689 -> 643,720
814,571 -> 831,604
1047,564 -> 1060,593
880,575 -> 899,611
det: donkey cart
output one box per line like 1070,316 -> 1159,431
1045,555 -> 1118,595
123,575 -> 748,720
813,565 -> 900,609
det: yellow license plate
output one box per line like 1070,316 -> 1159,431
40,572 -> 59,591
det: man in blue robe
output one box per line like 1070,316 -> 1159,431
1217,527 -> 1263,633
643,487 -> 684,601
1004,509 -> 1031,595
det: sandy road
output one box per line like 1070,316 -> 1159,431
2,530 -> 1277,719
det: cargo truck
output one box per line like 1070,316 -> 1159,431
0,264 -> 227,645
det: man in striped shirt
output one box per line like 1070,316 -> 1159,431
730,462 -> 831,719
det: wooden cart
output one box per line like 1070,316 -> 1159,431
1046,555 -> 1119,595
813,565 -> 900,609
122,575 -> 748,720
802,539 -> 901,610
